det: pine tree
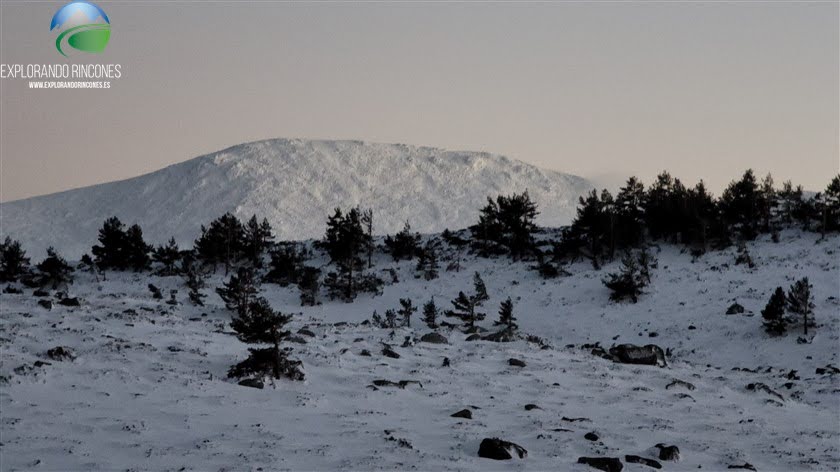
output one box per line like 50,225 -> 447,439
298,266 -> 321,306
124,224 -> 151,271
0,237 -> 30,282
181,255 -> 207,306
823,175 -> 840,232
216,267 -> 258,316
787,277 -> 815,336
470,191 -> 539,258
615,177 -> 646,247
194,213 -> 245,274
446,272 -> 490,329
265,244 -> 306,286
36,247 -> 74,289
91,216 -> 127,270
361,209 -> 374,268
242,215 -> 274,267
153,238 -> 181,276
494,297 -> 517,332
422,298 -> 440,329
320,208 -> 370,301
227,297 -> 303,381
761,287 -> 787,336
602,252 -> 646,303
415,241 -> 440,280
720,169 -> 760,240
398,298 -> 417,327
384,221 -> 421,261
758,173 -> 776,233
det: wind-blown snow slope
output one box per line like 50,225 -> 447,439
0,139 -> 592,257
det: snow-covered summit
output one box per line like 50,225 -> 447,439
0,138 -> 592,257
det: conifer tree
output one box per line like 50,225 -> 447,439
471,191 -> 538,258
0,237 -> 30,282
602,252 -> 646,303
91,216 -> 127,270
615,177 -> 646,247
415,241 -> 440,280
242,215 -> 274,267
153,238 -> 181,276
398,298 -> 417,327
446,272 -> 490,329
216,267 -> 258,316
720,169 -> 760,240
36,247 -> 74,289
124,224 -> 151,271
384,221 -> 421,261
298,266 -> 321,306
494,297 -> 517,332
361,209 -> 374,268
422,298 -> 440,329
787,277 -> 815,336
265,243 -> 306,286
227,297 -> 303,381
194,213 -> 245,274
181,255 -> 207,306
321,207 -> 370,301
823,175 -> 840,232
761,287 -> 787,336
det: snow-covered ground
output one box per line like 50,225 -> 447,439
1,229 -> 838,471
0,138 -> 592,258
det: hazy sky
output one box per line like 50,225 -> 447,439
1,1 -> 837,202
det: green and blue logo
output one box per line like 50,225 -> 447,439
50,1 -> 110,57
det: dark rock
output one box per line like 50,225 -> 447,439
746,382 -> 784,402
464,325 -> 488,334
3,285 -> 23,294
420,332 -> 448,344
465,334 -> 482,342
297,328 -> 316,337
238,378 -> 264,389
482,330 -> 517,342
451,409 -> 472,419
37,300 -> 52,310
726,303 -> 745,315
688,325 -> 696,330
524,404 -> 541,411
577,456 -> 623,472
359,349 -> 372,357
382,347 -> 400,359
58,297 -> 81,307
608,344 -> 666,366
727,463 -> 757,471
33,289 -> 50,297
625,455 -> 662,469
442,357 -> 450,367
584,432 -> 599,441
508,358 -> 526,367
371,379 -> 422,389
46,346 -> 74,361
478,438 -> 527,460
654,444 -> 680,461
666,379 -> 696,391
148,284 -> 163,299
648,332 -> 658,338
287,336 -> 307,344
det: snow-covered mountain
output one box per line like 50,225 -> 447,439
0,138 -> 592,258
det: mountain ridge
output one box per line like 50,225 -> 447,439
1,138 -> 593,257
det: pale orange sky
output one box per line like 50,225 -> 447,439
1,1 -> 837,202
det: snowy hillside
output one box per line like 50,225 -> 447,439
0,139 -> 592,258
1,229 -> 838,471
